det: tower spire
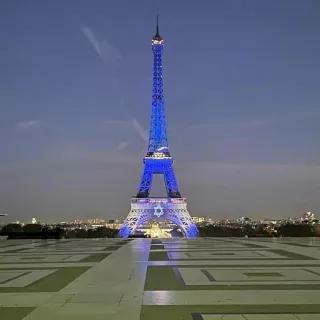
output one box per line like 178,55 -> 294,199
153,14 -> 163,41
156,15 -> 159,36
149,13 -> 167,155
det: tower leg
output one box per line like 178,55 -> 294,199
137,157 -> 182,198
163,162 -> 181,198
119,205 -> 152,238
137,162 -> 153,198
165,210 -> 199,238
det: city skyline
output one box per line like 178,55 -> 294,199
1,0 -> 320,223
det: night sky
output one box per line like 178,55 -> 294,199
1,0 -> 319,223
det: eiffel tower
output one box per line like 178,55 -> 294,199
119,19 -> 198,238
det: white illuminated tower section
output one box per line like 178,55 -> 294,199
119,19 -> 198,238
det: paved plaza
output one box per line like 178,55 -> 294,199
1,238 -> 320,319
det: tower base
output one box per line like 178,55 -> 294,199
119,198 -> 198,238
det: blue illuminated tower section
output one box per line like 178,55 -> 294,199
148,21 -> 168,153
137,20 -> 181,199
119,20 -> 198,238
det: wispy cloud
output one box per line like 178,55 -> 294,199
103,119 -> 126,126
132,119 -> 148,143
117,141 -> 129,151
101,119 -> 148,146
81,26 -> 121,65
16,120 -> 41,129
102,119 -> 148,143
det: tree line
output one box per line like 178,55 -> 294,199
0,224 -> 118,239
1,222 -> 319,238
198,223 -> 320,237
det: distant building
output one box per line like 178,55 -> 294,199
192,216 -> 205,224
302,211 -> 316,222
236,217 -> 252,224
143,223 -> 171,238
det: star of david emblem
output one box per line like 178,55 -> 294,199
153,204 -> 164,217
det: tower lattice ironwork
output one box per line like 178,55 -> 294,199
119,19 -> 198,238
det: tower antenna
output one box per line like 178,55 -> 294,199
156,14 -> 159,35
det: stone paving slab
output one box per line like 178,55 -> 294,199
0,269 -> 57,287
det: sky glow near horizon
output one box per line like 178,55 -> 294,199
0,0 -> 319,222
